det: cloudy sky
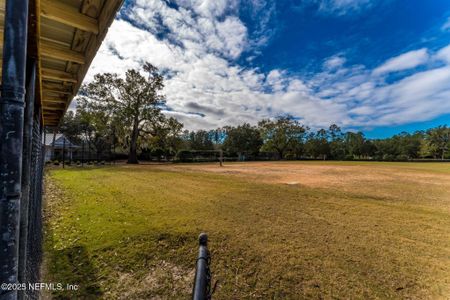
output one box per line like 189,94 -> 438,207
85,0 -> 450,138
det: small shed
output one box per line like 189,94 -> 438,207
43,133 -> 80,161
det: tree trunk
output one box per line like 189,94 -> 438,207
128,119 -> 139,164
277,149 -> 284,160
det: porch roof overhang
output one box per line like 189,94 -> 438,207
0,0 -> 124,127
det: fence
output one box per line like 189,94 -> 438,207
22,114 -> 45,299
0,0 -> 45,298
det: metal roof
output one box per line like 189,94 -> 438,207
0,0 -> 124,127
42,133 -> 80,148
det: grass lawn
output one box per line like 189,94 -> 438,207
43,161 -> 450,299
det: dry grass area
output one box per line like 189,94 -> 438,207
43,161 -> 450,299
157,161 -> 450,209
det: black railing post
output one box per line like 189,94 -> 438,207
192,233 -> 211,300
62,137 -> 66,168
81,139 -> 84,167
51,129 -> 56,161
112,133 -> 116,164
0,0 -> 30,298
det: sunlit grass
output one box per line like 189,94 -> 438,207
44,162 -> 450,299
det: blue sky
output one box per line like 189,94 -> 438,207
85,0 -> 450,138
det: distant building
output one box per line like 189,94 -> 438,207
42,134 -> 80,162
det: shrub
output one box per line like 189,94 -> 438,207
382,154 -> 396,161
284,153 -> 296,160
396,154 -> 409,161
175,150 -> 194,163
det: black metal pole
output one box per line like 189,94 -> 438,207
0,0 -> 29,298
18,59 -> 36,294
81,139 -> 84,167
62,137 -> 66,168
112,131 -> 116,164
192,233 -> 210,300
51,129 -> 56,161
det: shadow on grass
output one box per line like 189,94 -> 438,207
45,238 -> 102,299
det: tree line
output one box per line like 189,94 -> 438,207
59,64 -> 450,163
182,120 -> 450,161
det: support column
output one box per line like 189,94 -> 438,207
0,0 -> 29,298
18,59 -> 36,296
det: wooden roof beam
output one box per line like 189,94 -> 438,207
43,106 -> 65,111
43,82 -> 73,91
43,84 -> 73,95
40,0 -> 99,34
42,113 -> 60,118
42,68 -> 78,83
43,88 -> 73,95
40,40 -> 85,64
42,97 -> 67,104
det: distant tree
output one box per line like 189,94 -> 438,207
392,132 -> 423,159
79,62 -> 166,164
145,116 -> 184,159
424,126 -> 450,160
328,124 -> 346,159
209,128 -> 225,147
258,116 -> 307,159
361,140 -> 376,159
76,97 -> 113,160
223,123 -> 263,160
59,111 -> 82,144
304,132 -> 318,158
305,129 -> 330,159
419,139 -> 438,158
187,130 -> 214,150
315,129 -> 330,159
344,132 -> 365,159
60,103 -> 113,160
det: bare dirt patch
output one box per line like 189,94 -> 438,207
154,161 -> 450,209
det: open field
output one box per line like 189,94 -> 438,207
43,161 -> 450,299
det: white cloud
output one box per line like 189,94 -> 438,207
323,55 -> 346,69
442,16 -> 450,31
373,48 -> 429,75
178,0 -> 238,18
292,0 -> 375,16
215,16 -> 248,59
85,0 -> 450,132
435,44 -> 450,63
318,0 -> 373,15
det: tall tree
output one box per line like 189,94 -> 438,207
328,124 -> 346,160
424,125 -> 450,160
79,62 -> 165,164
59,111 -> 82,144
187,130 -> 214,150
223,123 -> 263,160
146,116 -> 184,158
258,116 -> 306,159
344,132 -> 365,159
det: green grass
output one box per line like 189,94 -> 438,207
43,162 -> 450,299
